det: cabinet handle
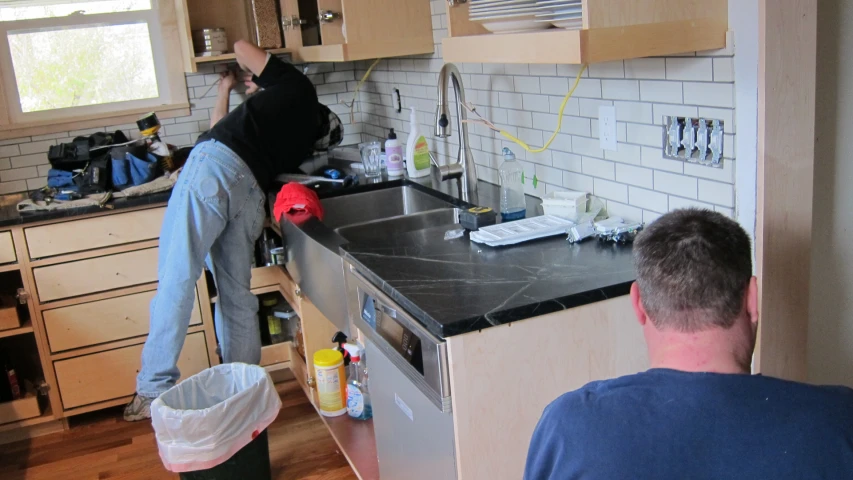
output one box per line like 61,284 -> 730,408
447,0 -> 468,6
307,376 -> 316,389
294,288 -> 302,299
318,10 -> 341,23
15,288 -> 28,304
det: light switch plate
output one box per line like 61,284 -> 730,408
599,106 -> 618,151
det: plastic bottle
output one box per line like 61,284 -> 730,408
342,344 -> 372,420
313,349 -> 347,417
385,128 -> 405,176
406,107 -> 432,178
499,147 -> 526,222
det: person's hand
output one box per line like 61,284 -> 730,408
241,72 -> 260,95
218,71 -> 237,94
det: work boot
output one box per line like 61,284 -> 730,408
123,394 -> 154,422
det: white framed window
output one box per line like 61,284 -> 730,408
0,0 -> 187,132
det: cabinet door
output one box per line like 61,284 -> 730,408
279,0 -> 304,48
300,296 -> 340,406
317,0 -> 345,45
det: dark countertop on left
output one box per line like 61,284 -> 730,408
0,190 -> 173,228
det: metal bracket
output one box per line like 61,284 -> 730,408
319,10 -> 341,23
447,0 -> 468,5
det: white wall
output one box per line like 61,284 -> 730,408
808,0 -> 853,387
355,0 -> 739,224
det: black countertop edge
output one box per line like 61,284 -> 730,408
341,248 -> 635,339
0,190 -> 173,228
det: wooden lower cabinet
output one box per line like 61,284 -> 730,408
43,289 -> 203,353
0,231 -> 16,264
34,247 -> 159,302
54,332 -> 210,410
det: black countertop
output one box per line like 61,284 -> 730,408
0,190 -> 172,228
339,181 -> 636,338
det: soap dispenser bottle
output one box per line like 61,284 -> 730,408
385,128 -> 405,176
499,147 -> 526,222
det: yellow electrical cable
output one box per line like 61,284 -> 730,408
500,64 -> 588,153
346,58 -> 383,123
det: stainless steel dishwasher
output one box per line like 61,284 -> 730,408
344,260 -> 457,480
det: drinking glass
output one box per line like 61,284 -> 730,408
360,141 -> 382,178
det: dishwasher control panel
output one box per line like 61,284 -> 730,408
360,292 -> 424,375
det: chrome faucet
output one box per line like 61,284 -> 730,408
434,63 -> 478,204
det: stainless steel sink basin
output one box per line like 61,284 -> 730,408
321,186 -> 456,229
335,208 -> 459,244
281,183 -> 464,334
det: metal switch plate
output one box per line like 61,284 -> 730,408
663,116 -> 725,167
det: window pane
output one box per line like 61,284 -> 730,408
8,22 -> 159,113
0,1 -> 151,22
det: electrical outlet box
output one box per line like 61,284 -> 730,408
599,106 -> 618,151
663,116 -> 725,167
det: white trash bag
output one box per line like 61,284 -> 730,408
151,363 -> 282,473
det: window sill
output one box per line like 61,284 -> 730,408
0,103 -> 191,141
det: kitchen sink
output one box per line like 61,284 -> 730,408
281,182 -> 467,333
334,208 -> 460,244
321,186 -> 456,229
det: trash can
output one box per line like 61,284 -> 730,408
150,363 -> 282,479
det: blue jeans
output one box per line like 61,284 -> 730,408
137,140 -> 266,398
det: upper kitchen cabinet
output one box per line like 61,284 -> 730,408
175,0 -> 292,72
283,0 -> 434,63
442,0 -> 728,64
174,0 -> 434,71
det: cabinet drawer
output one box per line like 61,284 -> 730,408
0,231 -> 16,264
34,248 -> 159,302
44,289 -> 203,353
25,207 -> 165,259
55,332 -> 209,410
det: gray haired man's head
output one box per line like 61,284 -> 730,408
632,209 -> 753,333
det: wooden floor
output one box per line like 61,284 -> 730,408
0,380 -> 357,480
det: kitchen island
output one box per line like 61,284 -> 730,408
281,172 -> 649,480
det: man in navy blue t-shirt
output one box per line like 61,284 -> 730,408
525,209 -> 853,480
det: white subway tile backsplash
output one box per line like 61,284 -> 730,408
669,196 -> 715,211
535,164 -> 563,185
18,140 -> 56,155
491,75 -> 515,92
0,159 -> 10,170
605,201 -> 643,222
0,181 -> 27,194
574,79 -> 603,98
572,136 -> 604,158
683,82 -> 734,108
578,99 -> 613,119
540,76 -> 569,96
655,171 -> 697,198
604,143 -> 642,166
11,154 -> 47,169
715,206 -> 735,218
594,178 -> 629,203
713,58 -> 734,82
628,186 -> 668,213
560,116 -> 592,137
27,177 -> 47,191
505,64 -> 529,75
0,145 -> 21,157
0,137 -> 30,146
522,94 -> 551,113
498,92 -> 524,110
601,80 -> 640,101
698,179 -> 734,207
684,159 -> 734,183
582,157 -> 615,180
665,58 -> 713,81
624,58 -> 667,80
640,81 -> 683,104
514,76 -> 541,94
507,110 -> 533,128
556,64 -> 586,78
626,123 -> 663,147
587,61 -> 625,78
615,164 -> 653,188
643,211 -> 663,224
552,151 -> 582,173
529,64 -> 557,76
614,101 -> 653,124
641,147 -> 684,173
697,107 -> 734,132
563,171 -> 595,192
0,167 -> 38,182
652,104 -> 700,124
